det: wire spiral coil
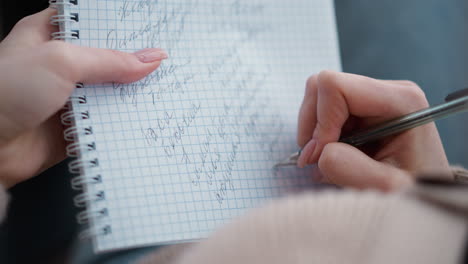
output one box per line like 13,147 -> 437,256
52,0 -> 110,238
50,0 -> 80,40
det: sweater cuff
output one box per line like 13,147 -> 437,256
452,166 -> 468,184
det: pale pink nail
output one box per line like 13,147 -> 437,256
134,48 -> 168,63
297,139 -> 316,168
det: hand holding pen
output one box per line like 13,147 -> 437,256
282,71 -> 457,191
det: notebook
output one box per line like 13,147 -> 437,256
51,0 -> 341,252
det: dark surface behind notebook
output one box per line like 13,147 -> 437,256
0,0 -> 467,263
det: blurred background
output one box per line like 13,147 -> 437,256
335,0 -> 468,167
0,0 -> 467,263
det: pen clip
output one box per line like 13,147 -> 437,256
445,87 -> 468,102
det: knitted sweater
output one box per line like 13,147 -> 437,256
138,168 -> 468,264
0,169 -> 467,264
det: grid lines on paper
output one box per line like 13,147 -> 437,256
70,0 -> 341,251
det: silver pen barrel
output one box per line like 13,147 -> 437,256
275,89 -> 468,168
340,95 -> 468,146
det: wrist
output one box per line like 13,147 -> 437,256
0,140 -> 19,188
0,134 -> 37,188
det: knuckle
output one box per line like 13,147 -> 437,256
379,173 -> 401,192
43,41 -> 71,64
317,69 -> 335,80
380,179 -> 394,192
114,54 -> 140,83
317,70 -> 335,87
14,15 -> 34,29
305,75 -> 318,95
112,50 -> 132,69
402,82 -> 429,109
399,80 -> 418,87
316,70 -> 340,96
378,160 -> 412,191
42,41 -> 77,79
318,144 -> 338,172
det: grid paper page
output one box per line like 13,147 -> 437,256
67,0 -> 341,252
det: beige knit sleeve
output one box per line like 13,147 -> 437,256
167,191 -> 467,264
137,167 -> 468,264
452,166 -> 468,183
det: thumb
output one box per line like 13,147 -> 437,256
317,142 -> 413,191
1,43 -> 167,138
42,41 -> 168,84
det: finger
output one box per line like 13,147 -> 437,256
298,76 -> 414,148
302,70 -> 429,165
297,75 -> 318,147
318,142 -> 413,191
42,41 -> 168,84
1,8 -> 57,49
382,80 -> 419,87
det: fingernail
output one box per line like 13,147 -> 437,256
134,48 -> 168,63
297,139 -> 316,168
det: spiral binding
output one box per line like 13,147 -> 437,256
51,0 -> 111,239
77,208 -> 108,224
49,0 -> 80,40
79,225 -> 112,240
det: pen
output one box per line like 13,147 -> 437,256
274,87 -> 468,168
